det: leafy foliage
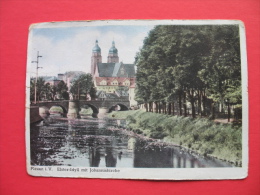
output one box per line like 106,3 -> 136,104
70,73 -> 96,100
30,77 -> 52,101
30,77 -> 70,101
57,80 -> 69,100
135,25 -> 241,119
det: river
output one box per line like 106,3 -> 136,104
30,114 -> 233,168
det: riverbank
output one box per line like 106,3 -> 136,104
108,110 -> 242,166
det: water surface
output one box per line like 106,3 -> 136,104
30,115 -> 233,168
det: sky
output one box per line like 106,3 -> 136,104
28,24 -> 155,77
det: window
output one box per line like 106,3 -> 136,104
120,68 -> 125,75
112,80 -> 118,86
100,80 -> 107,85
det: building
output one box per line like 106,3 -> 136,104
94,77 -> 135,93
60,71 -> 86,90
129,82 -> 136,108
42,76 -> 61,86
91,40 -> 137,106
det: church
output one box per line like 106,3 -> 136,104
91,40 -> 137,106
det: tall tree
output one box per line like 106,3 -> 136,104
198,25 -> 241,118
57,80 -> 69,100
70,73 -> 95,100
30,77 -> 53,101
135,25 -> 241,120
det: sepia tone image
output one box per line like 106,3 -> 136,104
26,20 -> 247,179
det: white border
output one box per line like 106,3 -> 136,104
26,20 -> 248,180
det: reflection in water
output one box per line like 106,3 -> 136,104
118,151 -> 123,160
133,140 -> 173,168
30,116 -> 233,168
128,137 -> 136,150
105,148 -> 117,167
89,147 -> 101,167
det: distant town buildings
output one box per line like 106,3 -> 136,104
40,71 -> 86,90
34,40 -> 137,107
42,76 -> 61,86
58,71 -> 86,90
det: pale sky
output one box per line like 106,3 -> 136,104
29,24 -> 155,77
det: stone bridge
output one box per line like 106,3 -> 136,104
31,99 -> 130,119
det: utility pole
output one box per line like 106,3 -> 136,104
32,51 -> 42,104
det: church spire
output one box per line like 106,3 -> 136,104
91,40 -> 102,76
92,40 -> 101,53
109,40 -> 118,54
107,40 -> 119,63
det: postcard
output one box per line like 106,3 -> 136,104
26,20 -> 248,180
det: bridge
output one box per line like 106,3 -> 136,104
30,99 -> 130,120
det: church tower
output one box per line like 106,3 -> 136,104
91,40 -> 102,76
107,41 -> 119,63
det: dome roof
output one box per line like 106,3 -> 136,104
92,40 -> 101,53
109,41 -> 118,54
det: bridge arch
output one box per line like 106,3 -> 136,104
80,104 -> 99,118
49,104 -> 68,115
108,103 -> 129,113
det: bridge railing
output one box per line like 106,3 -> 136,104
30,99 -> 130,107
30,100 -> 70,105
82,99 -> 129,102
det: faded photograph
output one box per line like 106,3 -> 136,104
26,20 -> 247,179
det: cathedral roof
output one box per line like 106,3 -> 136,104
97,62 -> 135,77
109,41 -> 118,54
92,40 -> 101,53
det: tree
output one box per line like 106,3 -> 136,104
30,79 -> 36,102
89,86 -> 97,99
57,80 -> 69,100
198,25 -> 241,118
135,24 -> 241,120
135,50 -> 152,111
30,77 -> 53,102
36,77 -> 46,101
70,73 -> 95,100
50,85 -> 58,101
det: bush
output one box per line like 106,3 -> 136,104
126,115 -> 136,123
124,109 -> 242,164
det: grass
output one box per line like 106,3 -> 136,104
108,110 -> 137,119
108,110 -> 242,166
49,106 -> 63,113
79,108 -> 93,115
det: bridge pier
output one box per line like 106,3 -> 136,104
98,107 -> 108,118
67,100 -> 80,119
32,99 -> 130,119
30,106 -> 43,123
39,107 -> 50,118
